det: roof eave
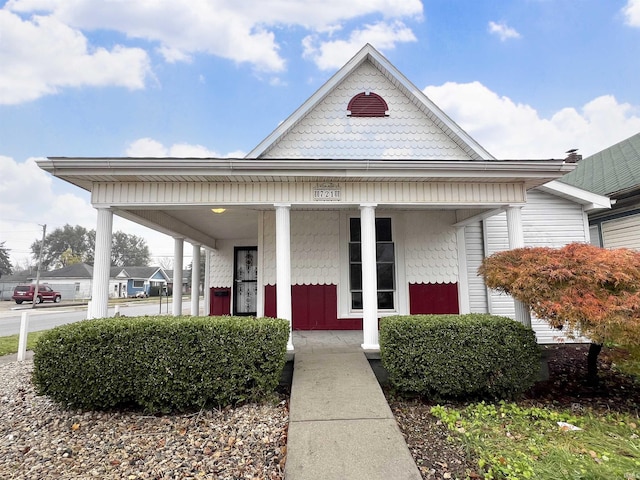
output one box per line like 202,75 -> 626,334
538,180 -> 612,212
38,157 -> 575,194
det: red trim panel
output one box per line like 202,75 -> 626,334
409,283 -> 459,314
264,284 -> 277,318
263,284 -> 362,330
209,287 -> 231,316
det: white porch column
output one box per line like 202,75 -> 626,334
191,244 -> 201,316
275,204 -> 294,351
172,237 -> 184,316
88,208 -> 113,319
203,247 -> 211,317
360,203 -> 379,349
505,206 -> 531,328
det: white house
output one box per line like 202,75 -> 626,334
37,44 -> 609,349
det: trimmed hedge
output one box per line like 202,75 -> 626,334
379,314 -> 539,400
32,316 -> 289,412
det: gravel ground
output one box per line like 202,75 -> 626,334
0,361 -> 288,480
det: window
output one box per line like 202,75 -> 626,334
349,217 -> 396,310
133,280 -> 144,288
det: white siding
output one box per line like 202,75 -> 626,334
262,211 -> 340,286
92,181 -> 527,207
404,211 -> 458,284
602,214 -> 640,250
209,238 -> 259,288
522,190 -> 588,246
484,189 -> 589,343
464,223 -> 488,313
291,211 -> 340,285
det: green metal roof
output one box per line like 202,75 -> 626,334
559,132 -> 640,196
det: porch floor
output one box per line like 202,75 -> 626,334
285,331 -> 421,480
291,329 -> 362,353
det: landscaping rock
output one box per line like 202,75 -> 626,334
0,361 -> 288,479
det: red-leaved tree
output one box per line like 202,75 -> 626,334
479,243 -> 640,386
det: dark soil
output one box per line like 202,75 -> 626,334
387,344 -> 640,480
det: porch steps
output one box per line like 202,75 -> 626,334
285,333 -> 421,480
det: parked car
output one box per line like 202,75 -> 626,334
134,291 -> 148,298
12,284 -> 62,304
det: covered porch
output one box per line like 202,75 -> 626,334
36,157 -> 571,351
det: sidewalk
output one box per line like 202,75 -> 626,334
285,333 -> 421,480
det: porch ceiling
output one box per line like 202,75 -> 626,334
115,206 -> 260,249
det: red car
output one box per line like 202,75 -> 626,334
12,284 -> 62,304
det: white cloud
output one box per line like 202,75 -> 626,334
488,21 -> 521,41
0,156 -> 96,266
623,0 -> 640,26
0,10 -> 151,104
0,154 -> 183,267
5,0 -> 422,75
125,138 -> 245,158
424,81 -> 640,158
0,0 -> 422,103
303,20 -> 417,70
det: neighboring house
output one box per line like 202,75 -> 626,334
34,263 -> 94,300
0,271 -> 37,301
559,132 -> 640,250
111,266 -> 169,298
37,44 -> 609,348
16,263 -> 169,299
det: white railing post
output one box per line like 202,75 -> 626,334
17,311 -> 29,361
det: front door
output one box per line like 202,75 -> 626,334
233,246 -> 258,316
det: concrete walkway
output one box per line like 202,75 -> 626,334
286,331 -> 422,480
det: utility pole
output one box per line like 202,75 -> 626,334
32,224 -> 46,309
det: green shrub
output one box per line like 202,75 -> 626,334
32,316 -> 289,412
379,314 -> 539,400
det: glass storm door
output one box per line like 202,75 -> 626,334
233,246 -> 258,316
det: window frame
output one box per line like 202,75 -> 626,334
338,210 -> 407,318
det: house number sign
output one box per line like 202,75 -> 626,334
313,184 -> 341,201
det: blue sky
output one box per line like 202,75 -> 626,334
1,0 -> 640,267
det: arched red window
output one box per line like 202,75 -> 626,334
347,92 -> 389,117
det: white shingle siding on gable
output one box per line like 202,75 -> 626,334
403,211 -> 458,284
483,189 -> 589,343
261,61 -> 472,160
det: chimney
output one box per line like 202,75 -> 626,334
564,149 -> 582,163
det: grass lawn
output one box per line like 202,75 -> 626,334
0,331 -> 47,357
431,401 -> 640,479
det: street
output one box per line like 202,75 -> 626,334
0,299 -> 197,337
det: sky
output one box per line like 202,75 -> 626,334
1,0 -> 640,269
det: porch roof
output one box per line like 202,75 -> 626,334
37,156 -> 577,251
39,157 -> 574,192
